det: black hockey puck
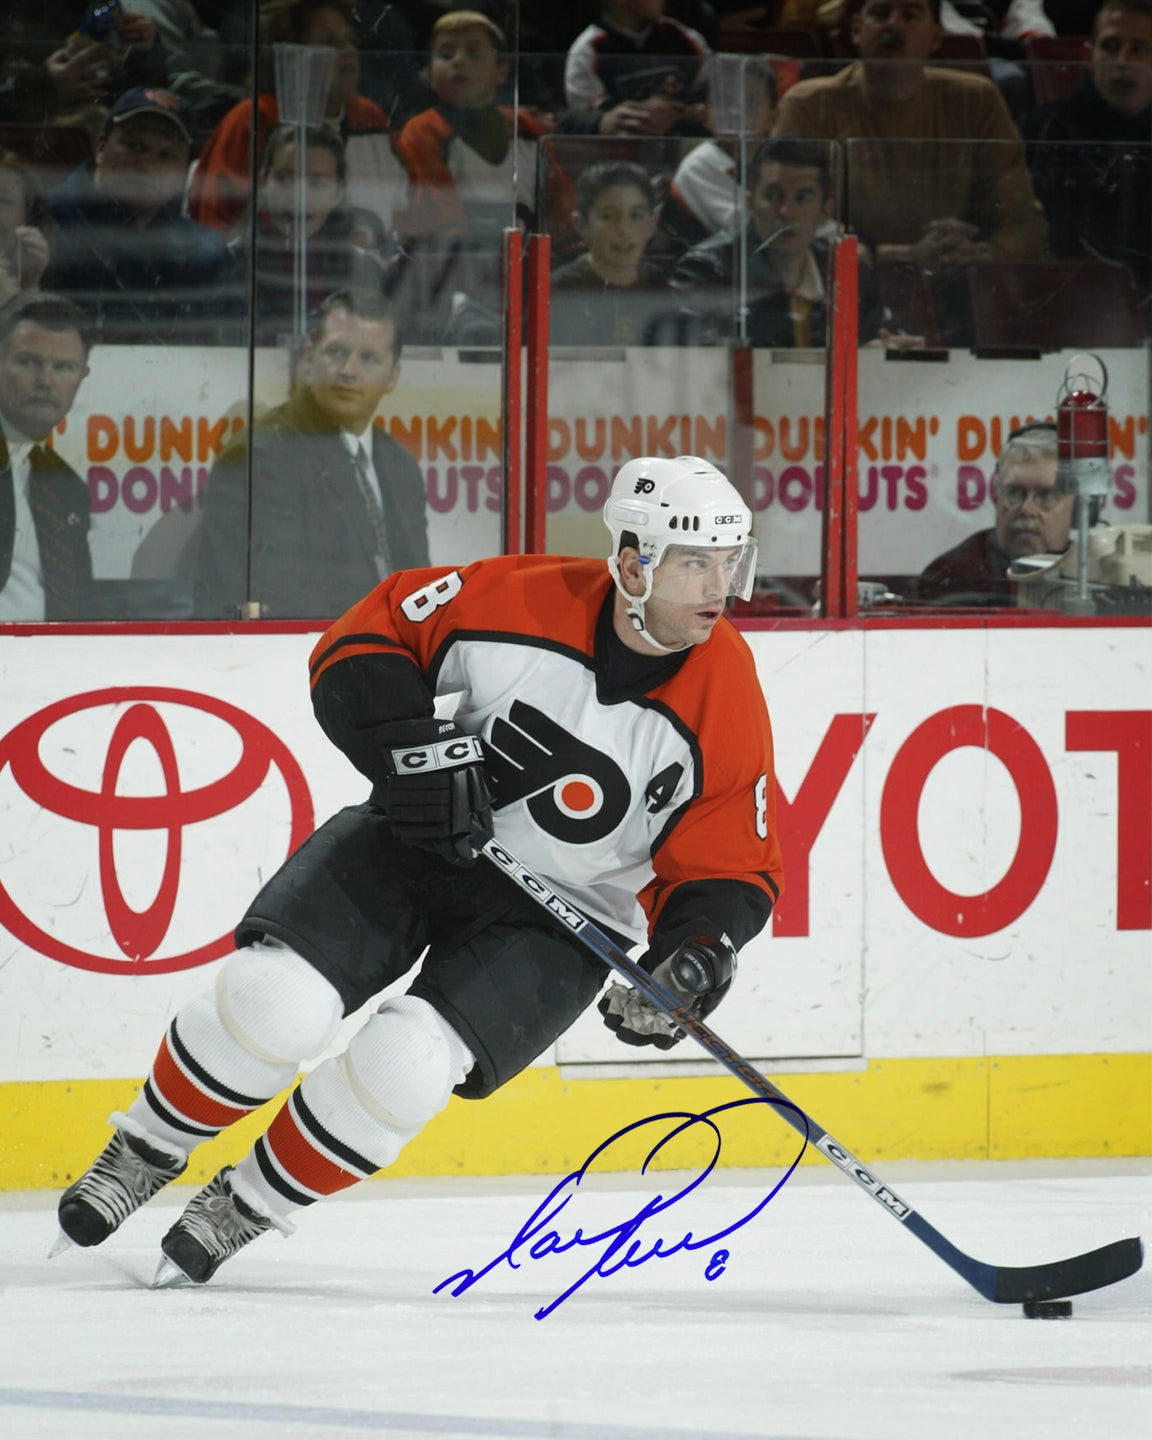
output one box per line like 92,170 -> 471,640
1023,1300 -> 1073,1319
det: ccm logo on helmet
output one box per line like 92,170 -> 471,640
393,736 -> 485,771
712,514 -> 745,526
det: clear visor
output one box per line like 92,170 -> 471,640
648,541 -> 758,604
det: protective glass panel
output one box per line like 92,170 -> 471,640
844,130 -> 1151,618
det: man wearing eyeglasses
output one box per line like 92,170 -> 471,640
918,422 -> 1072,604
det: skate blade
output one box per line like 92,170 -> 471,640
152,1255 -> 196,1289
47,1229 -> 74,1259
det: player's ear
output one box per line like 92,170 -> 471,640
618,546 -> 646,595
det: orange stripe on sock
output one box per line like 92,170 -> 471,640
150,1036 -> 257,1132
264,1103 -> 365,1197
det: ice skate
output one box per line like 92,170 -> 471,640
154,1166 -> 279,1286
55,1121 -> 187,1252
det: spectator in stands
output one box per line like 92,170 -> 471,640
230,124 -> 390,345
130,0 -> 252,130
392,10 -> 574,346
397,10 -> 562,245
918,421 -> 1070,603
0,292 -> 95,620
1019,0 -> 1152,292
1,6 -> 165,124
669,135 -> 892,346
550,160 -> 671,344
773,0 -> 1044,290
194,289 -> 429,619
0,150 -> 55,297
560,0 -> 712,136
47,86 -> 229,342
661,58 -> 779,258
188,0 -> 406,240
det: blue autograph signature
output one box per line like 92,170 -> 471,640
434,1095 -> 809,1320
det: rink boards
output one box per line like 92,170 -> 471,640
0,620 -> 1148,1187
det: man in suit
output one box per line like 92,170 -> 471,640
195,290 -> 430,619
0,294 -> 95,622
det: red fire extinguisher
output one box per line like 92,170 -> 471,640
1056,354 -> 1110,610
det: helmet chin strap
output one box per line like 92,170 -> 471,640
608,558 -> 692,654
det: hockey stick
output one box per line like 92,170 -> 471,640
477,826 -> 1144,1304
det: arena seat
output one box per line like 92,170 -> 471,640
717,26 -> 825,58
967,259 -> 1148,350
1021,35 -> 1091,108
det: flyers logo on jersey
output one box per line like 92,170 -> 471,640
484,701 -> 631,844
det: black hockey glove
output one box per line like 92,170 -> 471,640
598,933 -> 737,1050
378,718 -> 493,867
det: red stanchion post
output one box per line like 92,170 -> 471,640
821,233 -> 861,618
837,234 -> 860,618
822,241 -> 847,617
524,232 -> 550,554
501,227 -> 524,554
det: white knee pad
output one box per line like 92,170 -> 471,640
216,940 -> 343,1066
339,995 -> 474,1132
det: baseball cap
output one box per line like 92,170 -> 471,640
105,88 -> 194,145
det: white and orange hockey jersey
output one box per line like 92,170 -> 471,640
310,554 -> 783,952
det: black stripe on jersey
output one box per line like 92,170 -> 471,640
637,694 -> 704,856
309,631 -> 414,680
650,795 -> 696,860
291,1087 -> 379,1177
253,1135 -> 318,1208
142,1078 -> 220,1139
168,1018 -> 271,1111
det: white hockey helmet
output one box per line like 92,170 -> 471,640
605,455 -> 757,596
604,455 -> 757,649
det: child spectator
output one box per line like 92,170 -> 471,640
396,10 -> 565,247
550,159 -> 671,346
229,124 -> 389,345
188,0 -> 406,240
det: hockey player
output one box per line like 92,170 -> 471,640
54,455 -> 784,1286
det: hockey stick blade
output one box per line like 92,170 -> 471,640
476,826 -> 1145,1304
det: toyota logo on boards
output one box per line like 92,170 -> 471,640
0,688 -> 314,975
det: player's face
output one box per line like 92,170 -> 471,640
307,309 -> 400,432
993,454 -> 1072,557
261,140 -> 343,238
749,162 -> 830,255
95,115 -> 191,215
430,26 -> 509,110
303,5 -> 360,104
0,321 -> 89,440
641,545 -> 743,649
579,184 -> 657,282
1091,10 -> 1152,116
851,0 -> 943,63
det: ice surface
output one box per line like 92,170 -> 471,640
1,1159 -> 1148,1440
